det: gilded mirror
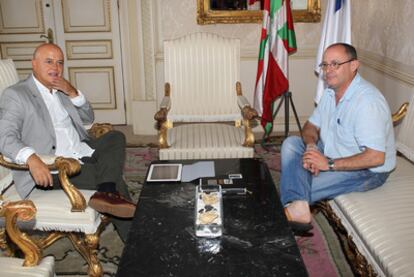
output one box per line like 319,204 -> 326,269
197,0 -> 321,24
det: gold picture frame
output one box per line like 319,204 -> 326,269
197,0 -> 321,24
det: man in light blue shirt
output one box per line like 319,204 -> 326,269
280,43 -> 395,234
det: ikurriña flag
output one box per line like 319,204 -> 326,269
253,0 -> 297,135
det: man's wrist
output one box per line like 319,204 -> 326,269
70,90 -> 86,106
306,143 -> 318,151
68,89 -> 78,97
15,147 -> 36,164
327,158 -> 335,171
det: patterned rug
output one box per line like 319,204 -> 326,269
3,145 -> 353,276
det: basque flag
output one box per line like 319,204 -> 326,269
314,0 -> 351,103
253,0 -> 297,136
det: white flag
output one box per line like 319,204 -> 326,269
314,0 -> 351,103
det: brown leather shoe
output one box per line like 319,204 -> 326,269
88,192 -> 136,218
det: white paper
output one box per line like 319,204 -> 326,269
181,161 -> 215,182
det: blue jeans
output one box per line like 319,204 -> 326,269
280,136 -> 390,206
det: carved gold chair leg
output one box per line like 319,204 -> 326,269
68,233 -> 102,277
35,217 -> 108,276
0,228 -> 13,256
0,228 -> 22,258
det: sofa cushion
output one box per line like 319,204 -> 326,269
330,155 -> 414,276
0,256 -> 55,277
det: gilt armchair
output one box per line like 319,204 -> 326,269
0,200 -> 55,277
0,59 -> 109,277
154,33 -> 258,160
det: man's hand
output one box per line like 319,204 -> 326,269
52,77 -> 78,98
27,154 -> 53,187
302,144 -> 327,176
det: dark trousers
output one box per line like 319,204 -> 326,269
53,130 -> 132,242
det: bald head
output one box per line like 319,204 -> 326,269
33,43 -> 63,60
325,43 -> 357,61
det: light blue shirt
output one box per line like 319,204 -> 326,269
309,74 -> 396,173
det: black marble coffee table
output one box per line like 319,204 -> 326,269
116,158 -> 307,277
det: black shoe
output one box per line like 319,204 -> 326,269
284,208 -> 313,235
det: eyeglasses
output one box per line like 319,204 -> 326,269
318,59 -> 355,71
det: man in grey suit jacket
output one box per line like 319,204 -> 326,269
0,43 -> 135,241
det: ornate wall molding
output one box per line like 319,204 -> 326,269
66,40 -> 113,60
358,49 -> 414,87
0,42 -> 42,61
141,0 -> 157,101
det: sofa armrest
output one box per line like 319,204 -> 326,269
154,83 -> 172,149
236,82 -> 257,147
154,83 -> 171,123
392,102 -> 409,124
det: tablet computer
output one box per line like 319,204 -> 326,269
146,163 -> 182,182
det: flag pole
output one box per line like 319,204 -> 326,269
261,91 -> 302,143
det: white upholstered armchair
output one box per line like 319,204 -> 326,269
0,59 -> 108,277
154,33 -> 258,160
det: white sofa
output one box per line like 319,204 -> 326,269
319,97 -> 414,277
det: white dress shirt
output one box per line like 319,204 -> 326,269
15,75 -> 94,164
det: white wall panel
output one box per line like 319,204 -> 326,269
61,0 -> 111,32
68,66 -> 116,109
0,0 -> 44,33
66,40 -> 112,59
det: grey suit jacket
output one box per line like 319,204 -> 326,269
0,75 -> 94,198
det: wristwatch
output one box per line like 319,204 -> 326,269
327,158 -> 335,171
